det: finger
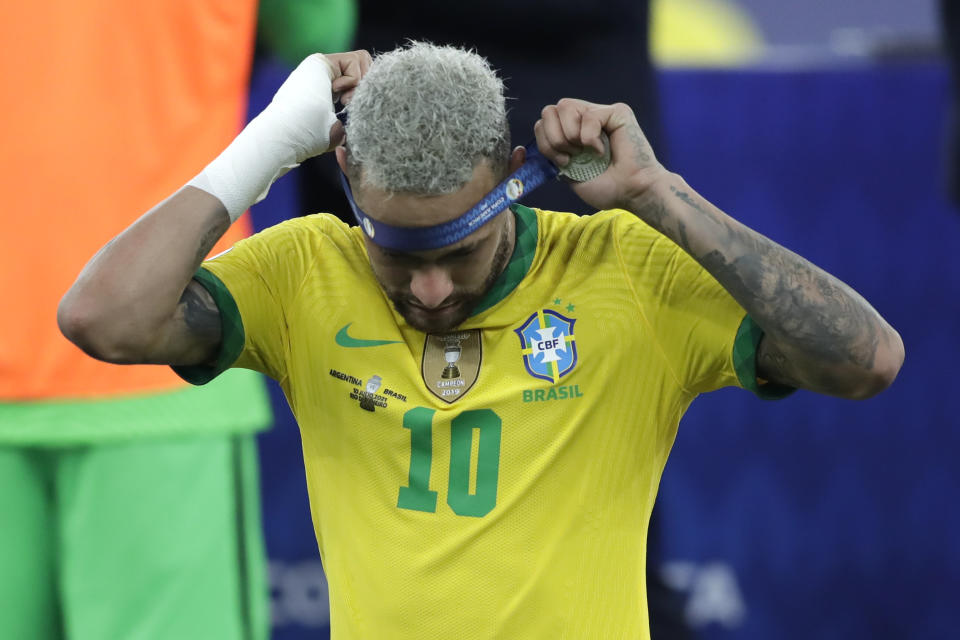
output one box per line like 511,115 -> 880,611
324,54 -> 350,79
331,67 -> 363,102
309,53 -> 340,82
332,74 -> 359,93
328,51 -> 372,99
578,110 -> 606,155
534,119 -> 569,167
540,105 -> 578,156
341,56 -> 363,84
555,99 -> 586,148
339,88 -> 357,106
358,49 -> 373,75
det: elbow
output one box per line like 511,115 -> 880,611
57,291 -> 90,351
57,291 -> 143,364
876,328 -> 906,392
847,328 -> 905,400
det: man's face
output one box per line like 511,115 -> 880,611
353,162 -> 515,334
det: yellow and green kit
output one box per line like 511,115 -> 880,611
178,204 -> 790,639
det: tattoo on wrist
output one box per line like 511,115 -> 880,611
670,185 -> 709,217
194,218 -> 230,265
627,126 -> 653,164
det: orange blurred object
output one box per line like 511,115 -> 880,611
0,0 -> 258,399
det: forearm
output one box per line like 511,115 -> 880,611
628,172 -> 904,397
59,187 -> 229,362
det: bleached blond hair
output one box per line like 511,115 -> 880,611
344,41 -> 510,194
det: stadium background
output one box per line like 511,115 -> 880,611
253,1 -> 955,638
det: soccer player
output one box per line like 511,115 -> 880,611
59,43 -> 904,638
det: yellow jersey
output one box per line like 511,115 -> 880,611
176,204 -> 789,638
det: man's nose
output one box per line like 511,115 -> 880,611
409,266 -> 454,308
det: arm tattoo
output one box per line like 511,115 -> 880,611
194,217 -> 230,265
659,184 -> 885,389
172,217 -> 229,364
179,280 -> 222,357
696,239 -> 879,371
670,186 -> 709,217
627,125 -> 654,165
756,335 -> 803,388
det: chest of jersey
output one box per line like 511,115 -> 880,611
281,240 -> 684,528
269,215 -> 696,637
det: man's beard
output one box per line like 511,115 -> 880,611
383,219 -> 513,334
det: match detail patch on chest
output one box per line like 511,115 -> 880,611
514,310 -> 578,383
421,330 -> 482,403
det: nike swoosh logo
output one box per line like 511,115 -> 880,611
335,323 -> 403,348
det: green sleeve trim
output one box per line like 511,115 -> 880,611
171,267 -> 246,386
733,315 -> 796,400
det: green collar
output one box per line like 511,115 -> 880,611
470,204 -> 538,316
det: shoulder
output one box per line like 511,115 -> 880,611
245,213 -> 357,247
223,214 -> 365,264
532,206 -> 663,262
535,206 -> 653,239
530,207 -> 702,296
202,214 -> 368,295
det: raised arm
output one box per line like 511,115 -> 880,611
58,188 -> 230,365
535,99 -> 904,399
59,51 -> 371,366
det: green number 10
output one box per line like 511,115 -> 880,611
397,407 -> 502,518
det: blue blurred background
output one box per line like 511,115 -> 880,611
253,1 -> 958,638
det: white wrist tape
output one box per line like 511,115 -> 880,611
188,54 -> 339,222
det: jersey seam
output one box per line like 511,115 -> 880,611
287,223 -> 320,311
259,267 -> 292,389
276,221 -> 332,393
685,313 -> 741,394
222,255 -> 289,385
611,214 -> 693,397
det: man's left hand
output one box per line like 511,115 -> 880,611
534,99 -> 668,212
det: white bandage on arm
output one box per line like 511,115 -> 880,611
188,54 -> 339,222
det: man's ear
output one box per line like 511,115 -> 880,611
335,146 -> 349,174
508,145 -> 526,173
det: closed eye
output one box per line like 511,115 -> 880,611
379,249 -> 422,267
441,246 -> 476,261
380,244 -> 478,265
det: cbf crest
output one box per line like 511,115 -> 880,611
421,330 -> 482,403
514,310 -> 578,383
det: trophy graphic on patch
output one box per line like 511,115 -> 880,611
422,330 -> 481,404
441,338 -> 462,379
360,375 -> 382,411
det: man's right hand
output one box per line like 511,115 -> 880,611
187,49 -> 372,222
327,50 -> 373,107
325,49 -> 373,149
266,50 -> 372,162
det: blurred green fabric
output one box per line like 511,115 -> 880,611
259,0 -> 358,65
